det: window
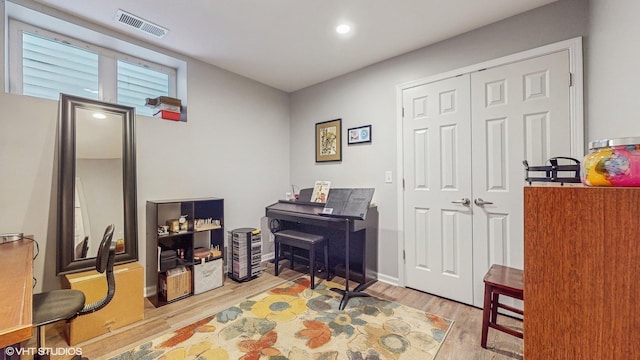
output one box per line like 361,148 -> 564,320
117,60 -> 170,116
8,19 -> 178,116
22,32 -> 99,101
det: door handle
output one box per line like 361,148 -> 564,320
474,198 -> 494,206
451,198 -> 471,206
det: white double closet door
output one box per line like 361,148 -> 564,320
402,50 -> 572,307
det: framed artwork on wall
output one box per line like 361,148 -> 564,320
315,118 -> 342,162
348,125 -> 372,144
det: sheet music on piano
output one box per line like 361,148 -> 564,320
320,188 -> 375,220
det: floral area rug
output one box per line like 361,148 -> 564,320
110,277 -> 453,360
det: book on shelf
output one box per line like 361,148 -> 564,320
310,180 -> 331,203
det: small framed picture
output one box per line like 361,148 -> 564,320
348,125 -> 372,144
316,119 -> 342,162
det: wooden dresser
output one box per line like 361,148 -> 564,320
524,186 -> 640,359
0,238 -> 33,348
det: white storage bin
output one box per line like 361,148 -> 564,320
193,258 -> 223,294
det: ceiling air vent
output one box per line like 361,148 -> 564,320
115,9 -> 168,39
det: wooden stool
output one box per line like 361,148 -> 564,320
274,230 -> 328,289
481,264 -> 524,348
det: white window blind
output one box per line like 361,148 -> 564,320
117,60 -> 169,116
22,32 -> 99,100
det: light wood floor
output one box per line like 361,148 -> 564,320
25,263 -> 523,359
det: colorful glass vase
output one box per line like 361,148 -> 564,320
582,137 -> 640,186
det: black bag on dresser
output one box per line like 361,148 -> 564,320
160,250 -> 178,271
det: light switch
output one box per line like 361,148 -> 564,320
385,171 -> 393,183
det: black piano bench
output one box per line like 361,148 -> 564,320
274,230 -> 328,289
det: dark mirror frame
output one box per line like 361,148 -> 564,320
57,93 -> 138,275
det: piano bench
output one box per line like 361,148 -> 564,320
274,230 -> 328,289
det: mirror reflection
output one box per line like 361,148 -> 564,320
74,108 -> 125,259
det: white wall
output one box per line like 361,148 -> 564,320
137,60 -> 290,289
289,0 -> 589,282
587,0 -> 640,141
0,4 -> 290,292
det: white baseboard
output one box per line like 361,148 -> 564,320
376,273 -> 399,286
144,285 -> 156,298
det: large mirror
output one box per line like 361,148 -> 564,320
57,93 -> 138,274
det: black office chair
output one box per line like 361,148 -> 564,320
32,224 -> 116,359
75,236 -> 89,259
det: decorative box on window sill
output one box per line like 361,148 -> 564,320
145,96 -> 181,107
146,96 -> 185,122
153,103 -> 181,112
153,109 -> 181,121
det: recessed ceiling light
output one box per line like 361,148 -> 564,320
336,24 -> 351,34
92,112 -> 107,119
